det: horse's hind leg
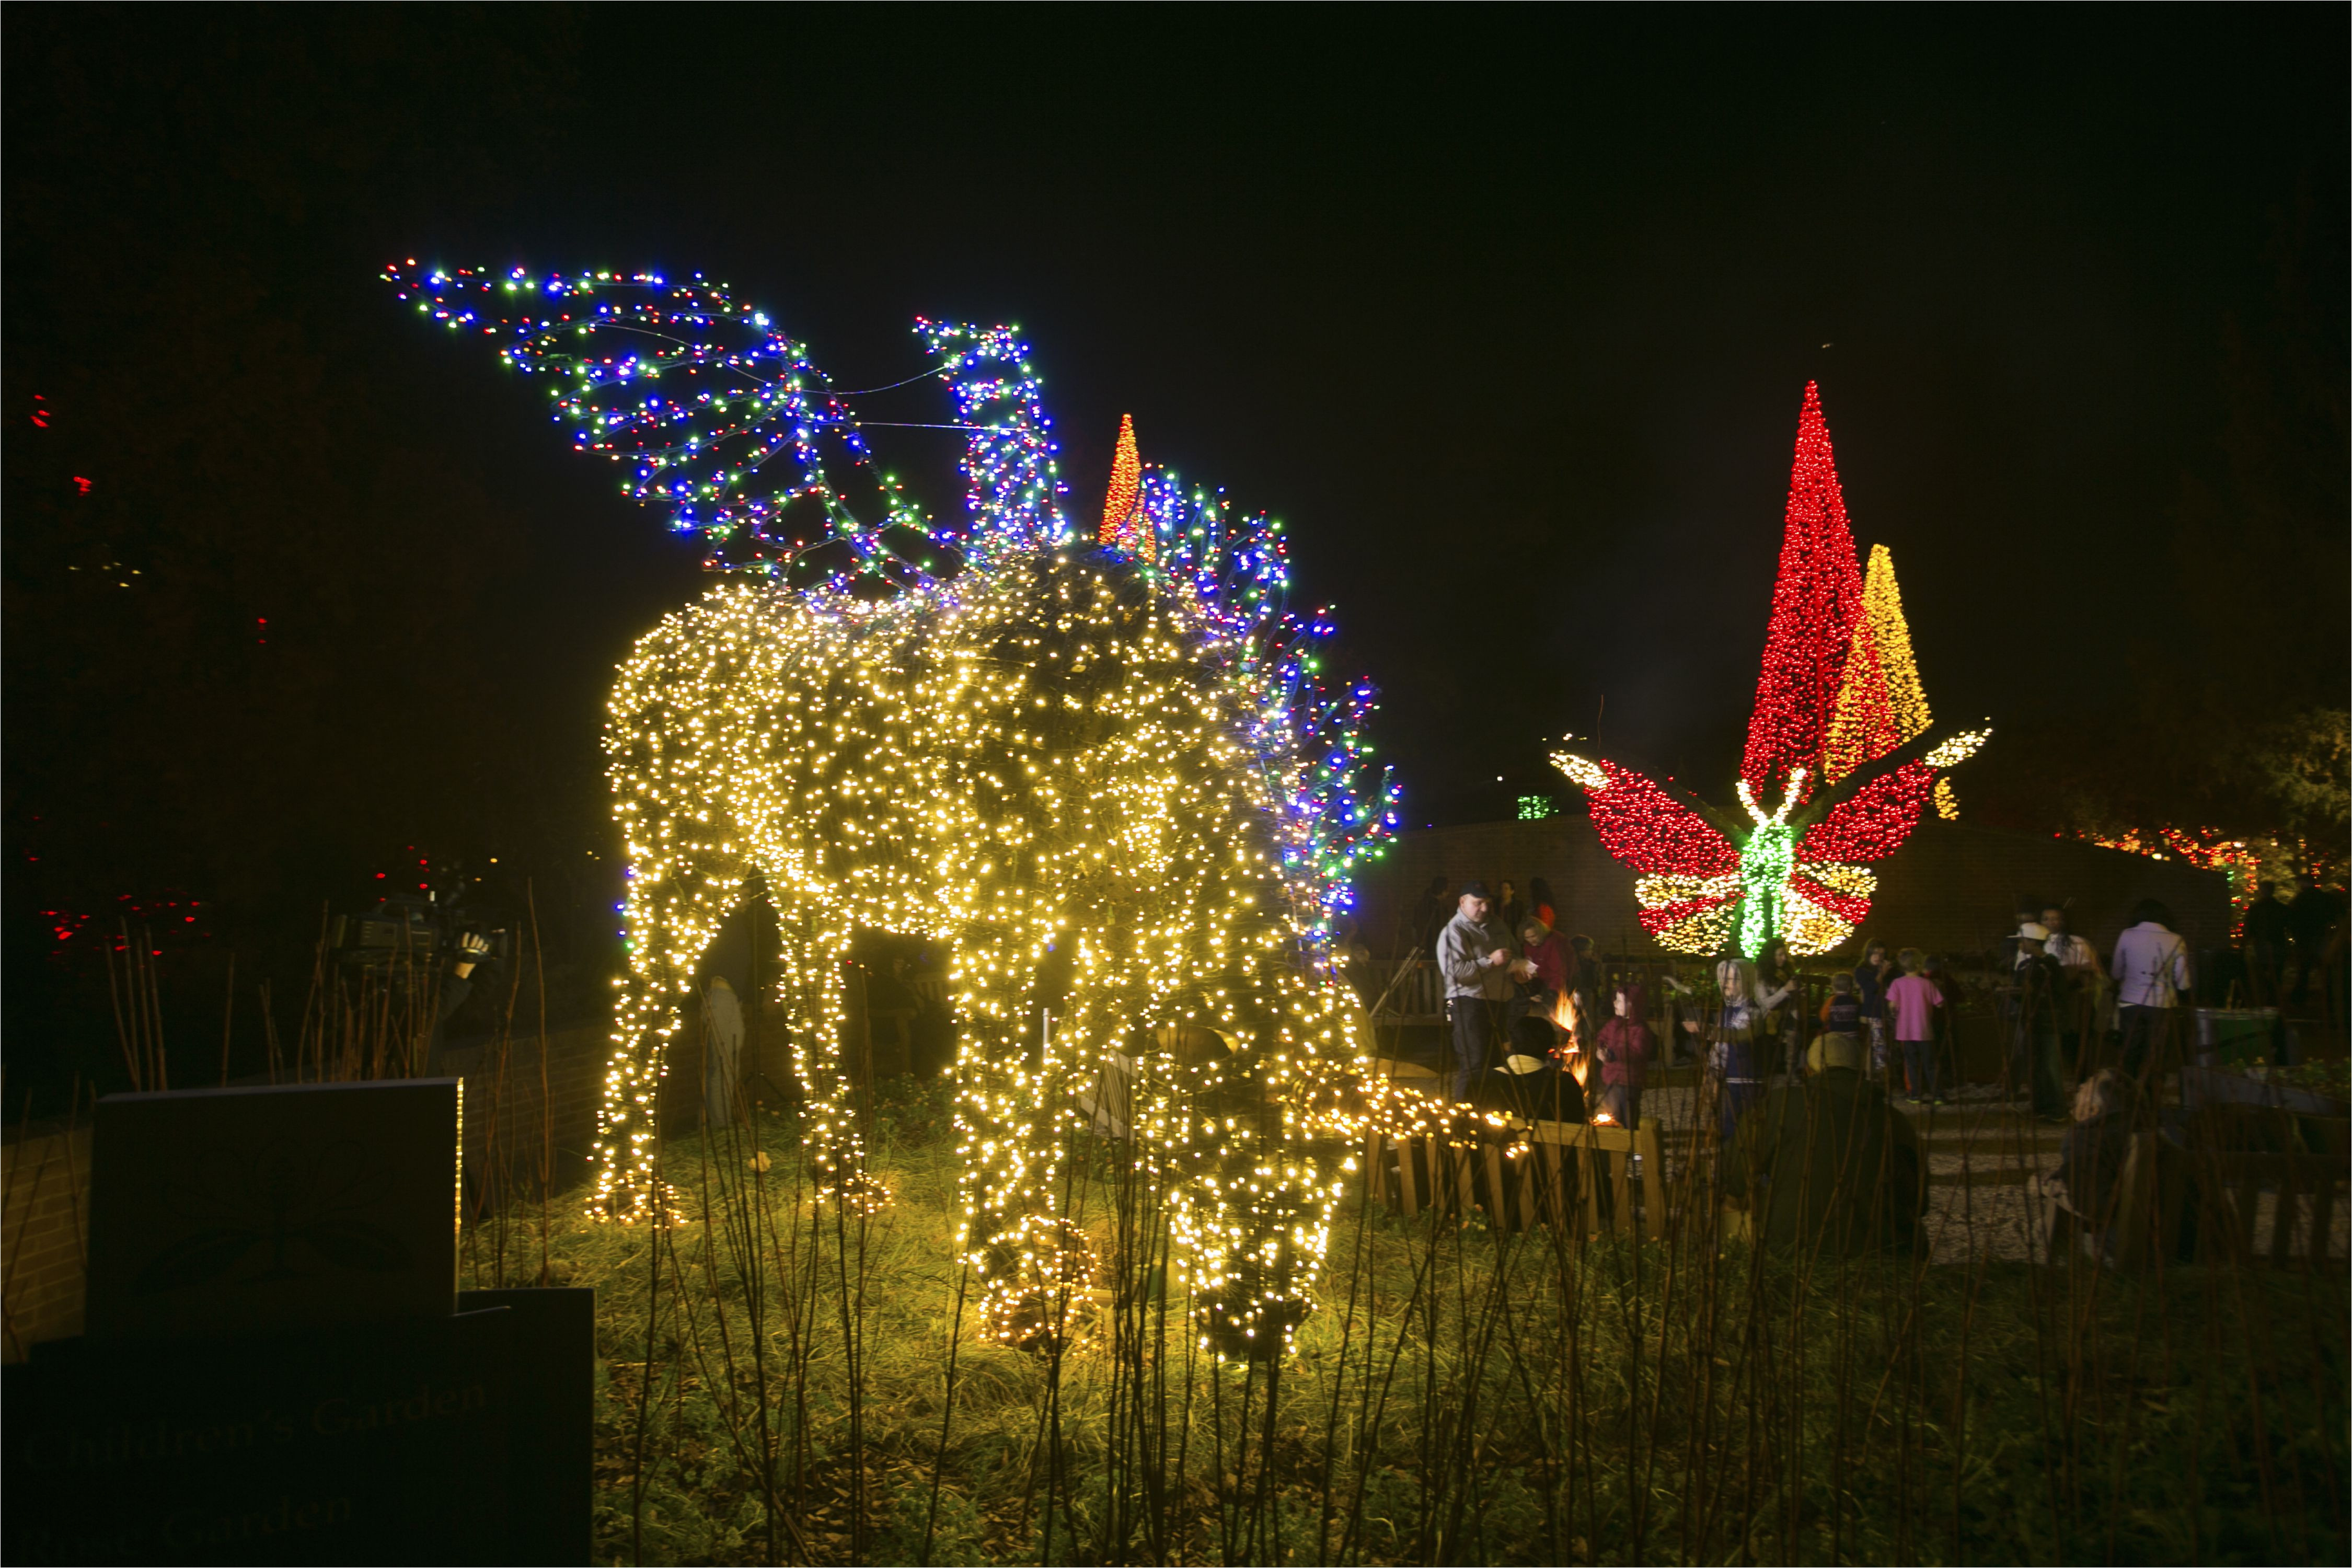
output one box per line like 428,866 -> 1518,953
1162,981 -> 1361,1360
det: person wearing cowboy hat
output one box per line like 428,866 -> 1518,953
2010,919 -> 2071,1119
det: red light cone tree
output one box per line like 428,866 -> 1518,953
1740,381 -> 1865,806
1098,412 -> 1148,560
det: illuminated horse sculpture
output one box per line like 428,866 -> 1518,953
389,266 -> 1394,1354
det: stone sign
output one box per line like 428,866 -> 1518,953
6,1304 -> 511,1564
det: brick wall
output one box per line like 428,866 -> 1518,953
437,1020 -> 612,1205
0,1005 -> 844,1361
0,1023 -> 618,1363
2,1126 -> 92,1362
1356,815 -> 2233,961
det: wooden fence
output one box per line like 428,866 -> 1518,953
1365,1116 -> 1669,1240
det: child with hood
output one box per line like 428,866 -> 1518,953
1591,981 -> 1658,1128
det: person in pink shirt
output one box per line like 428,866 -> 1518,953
1885,948 -> 1945,1104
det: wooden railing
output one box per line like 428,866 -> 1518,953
1359,958 -> 1446,1027
2046,1108 -> 2348,1269
1364,1116 -> 1669,1240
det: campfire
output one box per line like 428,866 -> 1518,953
1548,989 -> 1593,1089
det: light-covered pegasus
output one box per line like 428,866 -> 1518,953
390,264 -> 1394,1355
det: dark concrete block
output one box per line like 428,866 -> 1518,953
87,1080 -> 461,1342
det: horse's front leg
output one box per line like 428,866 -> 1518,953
953,931 -> 1098,1346
1167,974 -> 1360,1360
771,908 -> 884,1208
598,846 -> 752,1218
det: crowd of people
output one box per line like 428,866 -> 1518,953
1398,869 -> 2348,1259
1428,878 -> 1648,1125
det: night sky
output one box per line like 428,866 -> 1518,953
5,9 -> 2345,1083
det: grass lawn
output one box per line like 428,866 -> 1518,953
469,1078 -> 2348,1565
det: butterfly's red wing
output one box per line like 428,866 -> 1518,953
1567,758 -> 1738,877
1554,754 -> 1741,951
1799,759 -> 1937,866
1781,759 -> 1941,952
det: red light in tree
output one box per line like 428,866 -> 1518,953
1098,413 -> 1149,560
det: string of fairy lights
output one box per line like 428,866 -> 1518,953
1553,382 -> 1989,958
395,261 -> 1396,1356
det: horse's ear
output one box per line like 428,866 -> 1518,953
918,320 -> 1072,567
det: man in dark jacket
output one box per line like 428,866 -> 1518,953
2241,881 -> 2292,1006
1852,940 -> 1895,1085
1720,1033 -> 1927,1256
2287,873 -> 2344,1009
2010,927 -> 2072,1120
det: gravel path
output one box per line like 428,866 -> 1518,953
1578,1075 -> 2346,1265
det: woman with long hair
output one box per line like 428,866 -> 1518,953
1496,879 -> 1527,941
1684,956 -> 1793,1144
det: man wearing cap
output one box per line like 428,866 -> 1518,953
1438,881 -> 1535,1105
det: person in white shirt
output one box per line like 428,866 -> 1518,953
2109,899 -> 2191,1082
2040,905 -> 2102,976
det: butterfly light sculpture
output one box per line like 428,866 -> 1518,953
1551,384 -> 1988,958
